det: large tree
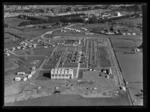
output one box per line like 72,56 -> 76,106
66,7 -> 71,12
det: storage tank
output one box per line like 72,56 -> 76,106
23,77 -> 28,81
14,77 -> 21,81
28,74 -> 32,78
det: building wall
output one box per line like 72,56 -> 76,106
51,68 -> 74,79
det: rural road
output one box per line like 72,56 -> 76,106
31,58 -> 48,82
76,40 -> 82,78
41,24 -> 75,39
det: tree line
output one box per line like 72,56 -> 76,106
17,12 -> 140,27
17,14 -> 86,26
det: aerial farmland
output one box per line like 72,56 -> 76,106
4,4 -> 144,106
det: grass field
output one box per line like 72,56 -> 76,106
82,71 -> 116,88
34,77 -> 67,89
4,40 -> 22,48
18,56 -> 45,69
111,37 -> 143,82
98,46 -> 111,67
33,47 -> 54,56
113,17 -> 142,25
4,27 -> 53,38
110,36 -> 143,105
5,92 -> 131,106
84,23 -> 110,31
4,32 -> 24,46
4,70 -> 17,77
4,17 -> 29,27
4,33 -> 16,39
42,64 -> 56,69
4,58 -> 19,71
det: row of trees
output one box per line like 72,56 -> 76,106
18,20 -> 49,26
17,14 -> 86,26
120,5 -> 142,13
17,12 -> 139,27
18,15 -> 44,21
21,6 -> 102,14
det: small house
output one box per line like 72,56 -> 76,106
17,72 -> 26,75
14,77 -> 21,81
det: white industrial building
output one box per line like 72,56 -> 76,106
14,77 -> 21,81
51,68 -> 74,79
17,72 -> 26,75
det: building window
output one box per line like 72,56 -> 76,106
59,74 -> 61,77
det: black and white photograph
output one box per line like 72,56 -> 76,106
3,3 -> 145,106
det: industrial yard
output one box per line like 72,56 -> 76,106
5,34 -> 126,100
